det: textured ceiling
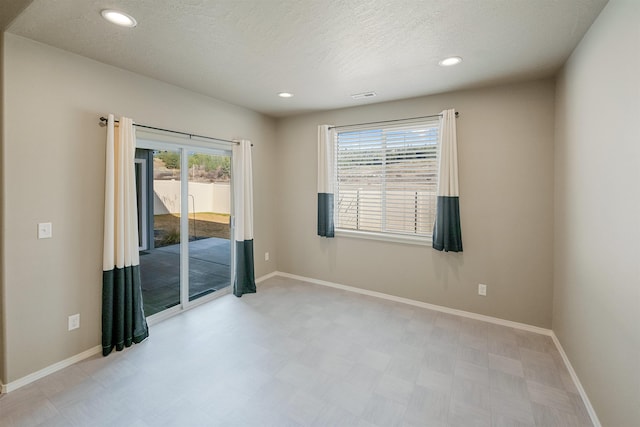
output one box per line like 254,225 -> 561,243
7,0 -> 608,117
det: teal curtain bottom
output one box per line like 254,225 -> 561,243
433,196 -> 463,252
234,239 -> 256,297
317,192 -> 335,237
102,265 -> 149,356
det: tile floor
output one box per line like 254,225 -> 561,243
0,276 -> 593,426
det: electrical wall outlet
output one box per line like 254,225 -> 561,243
478,284 -> 487,296
68,314 -> 80,331
265,252 -> 270,261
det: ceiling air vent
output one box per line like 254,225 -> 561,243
351,92 -> 377,100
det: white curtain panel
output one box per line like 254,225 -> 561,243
317,125 -> 336,237
437,109 -> 459,199
103,115 -> 140,271
232,140 -> 256,296
102,114 -> 148,356
433,109 -> 463,252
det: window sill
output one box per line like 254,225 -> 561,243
335,229 -> 432,246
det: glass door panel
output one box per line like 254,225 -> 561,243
187,151 -> 232,302
139,149 -> 182,316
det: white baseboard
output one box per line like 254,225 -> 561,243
256,271 -> 279,284
1,345 -> 102,394
274,271 -> 552,336
551,332 -> 601,427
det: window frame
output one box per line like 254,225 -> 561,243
333,118 -> 440,246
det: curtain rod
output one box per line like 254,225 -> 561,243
328,111 -> 459,130
99,116 -> 248,146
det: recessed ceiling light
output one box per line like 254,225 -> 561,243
278,92 -> 293,98
101,9 -> 137,28
438,56 -> 462,67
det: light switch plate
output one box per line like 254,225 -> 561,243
38,222 -> 52,239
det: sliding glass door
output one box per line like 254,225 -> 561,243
186,152 -> 232,302
135,140 -> 233,318
137,149 -> 182,315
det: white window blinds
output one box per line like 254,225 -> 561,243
335,118 -> 440,238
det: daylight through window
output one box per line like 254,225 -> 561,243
335,118 -> 440,240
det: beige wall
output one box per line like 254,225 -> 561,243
0,0 -> 31,391
0,0 -> 33,31
1,34 -> 277,382
276,79 -> 555,328
0,31 -> 6,385
553,1 -> 640,426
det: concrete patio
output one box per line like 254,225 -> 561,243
139,237 -> 231,316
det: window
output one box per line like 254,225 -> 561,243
335,118 -> 440,242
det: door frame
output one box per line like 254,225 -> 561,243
134,158 -> 149,251
136,133 -> 235,324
